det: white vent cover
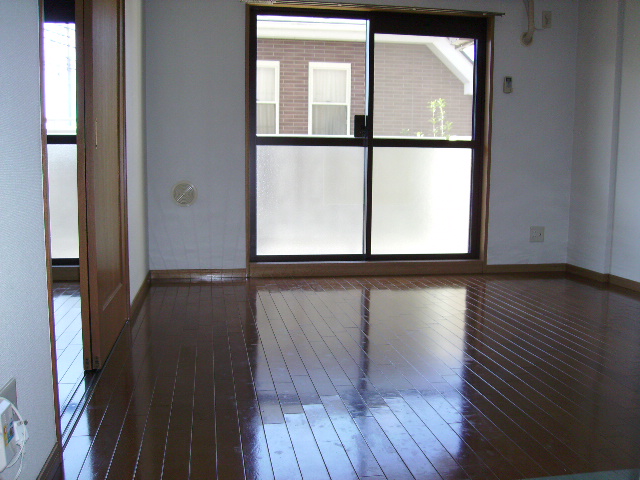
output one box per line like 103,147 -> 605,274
172,182 -> 197,207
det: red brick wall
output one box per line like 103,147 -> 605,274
374,43 -> 472,138
258,39 -> 366,135
257,39 -> 471,137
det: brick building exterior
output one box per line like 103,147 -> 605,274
374,42 -> 473,138
257,38 -> 472,138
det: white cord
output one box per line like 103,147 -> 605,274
0,398 -> 28,480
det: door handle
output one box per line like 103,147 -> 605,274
354,115 -> 367,138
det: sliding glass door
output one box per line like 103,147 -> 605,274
250,8 -> 487,261
251,13 -> 368,260
368,14 -> 486,259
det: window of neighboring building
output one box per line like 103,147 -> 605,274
256,60 -> 280,135
308,62 -> 351,135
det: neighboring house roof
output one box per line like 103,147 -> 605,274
257,16 -> 474,95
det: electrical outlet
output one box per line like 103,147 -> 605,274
530,226 -> 545,242
542,11 -> 552,28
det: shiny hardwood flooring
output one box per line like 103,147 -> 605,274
55,274 -> 640,479
53,283 -> 92,437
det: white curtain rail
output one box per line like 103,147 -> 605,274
240,0 -> 504,17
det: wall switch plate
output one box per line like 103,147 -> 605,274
503,76 -> 513,94
542,11 -> 552,28
530,226 -> 545,242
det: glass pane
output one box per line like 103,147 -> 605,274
312,105 -> 348,135
47,144 -> 79,259
312,68 -> 347,103
257,104 -> 276,134
257,66 -> 276,102
256,145 -> 365,255
257,15 -> 366,136
371,147 -> 471,254
373,34 -> 474,140
43,23 -> 77,135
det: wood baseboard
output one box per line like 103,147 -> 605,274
610,274 -> 640,294
147,264 -> 640,296
150,269 -> 247,283
37,442 -> 62,480
565,264 -> 640,294
249,260 -> 484,278
130,271 -> 150,321
565,264 -> 610,283
483,263 -> 566,274
51,265 -> 80,282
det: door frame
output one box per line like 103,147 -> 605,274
41,0 -> 130,456
39,0 -> 63,449
246,4 -> 494,267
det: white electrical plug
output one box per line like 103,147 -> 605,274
12,420 -> 28,448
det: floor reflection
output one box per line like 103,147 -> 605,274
58,275 -> 640,479
53,283 -> 97,442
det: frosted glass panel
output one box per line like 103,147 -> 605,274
257,146 -> 365,255
48,144 -> 79,258
371,148 -> 471,254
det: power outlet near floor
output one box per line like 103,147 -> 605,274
530,226 -> 545,242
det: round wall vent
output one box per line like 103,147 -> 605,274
172,182 -> 197,207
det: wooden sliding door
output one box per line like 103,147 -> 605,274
77,0 -> 129,370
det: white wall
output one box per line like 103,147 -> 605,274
145,0 -> 246,270
567,0 -> 623,274
0,1 -> 58,479
126,0 -> 149,298
144,0 -> 578,269
488,0 -> 576,264
611,1 -> 640,282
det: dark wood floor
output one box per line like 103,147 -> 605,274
55,274 -> 640,479
53,283 -> 91,437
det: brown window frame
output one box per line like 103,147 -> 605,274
248,5 -> 490,263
